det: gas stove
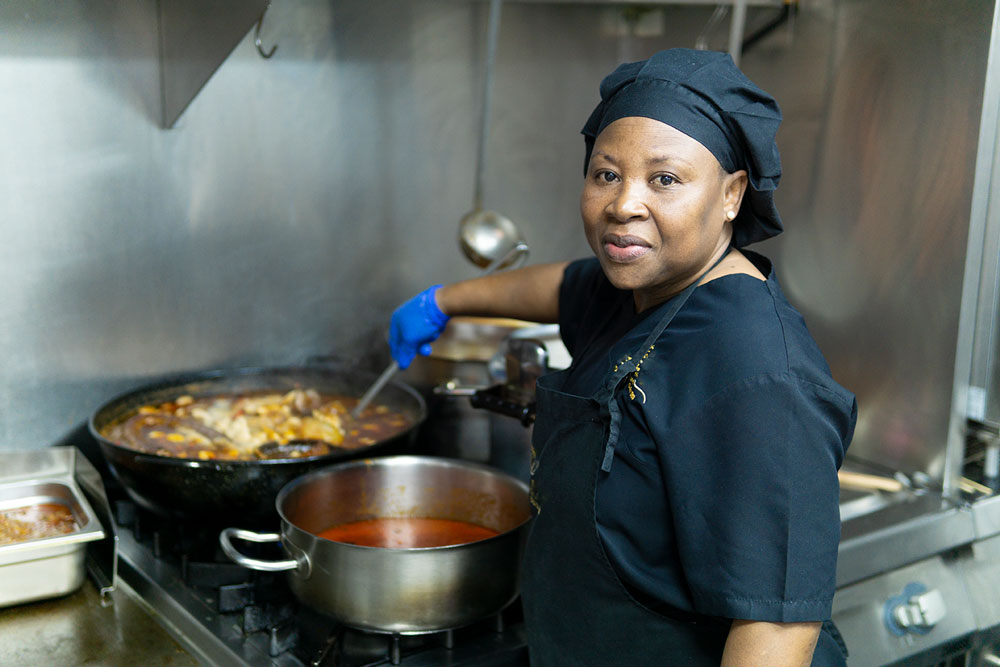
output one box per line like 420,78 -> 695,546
115,510 -> 528,666
69,426 -> 529,667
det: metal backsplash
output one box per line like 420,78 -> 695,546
0,0 -> 994,485
760,0 -> 992,479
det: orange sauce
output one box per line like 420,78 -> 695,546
317,517 -> 499,548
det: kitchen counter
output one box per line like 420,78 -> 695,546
0,578 -> 197,667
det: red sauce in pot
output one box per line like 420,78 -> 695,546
317,517 -> 499,548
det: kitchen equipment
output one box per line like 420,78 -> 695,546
406,320 -> 569,481
89,365 -> 426,524
403,316 -> 533,466
839,470 -> 907,493
459,211 -> 529,272
468,339 -> 545,425
79,440 -> 528,665
0,477 -> 105,607
467,325 -> 569,427
457,0 -> 529,272
220,455 -> 531,634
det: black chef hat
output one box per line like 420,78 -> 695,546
582,49 -> 783,247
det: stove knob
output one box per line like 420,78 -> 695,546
884,582 -> 947,636
979,650 -> 1000,667
893,589 -> 946,629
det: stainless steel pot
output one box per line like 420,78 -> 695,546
401,317 -> 570,482
219,455 -> 531,634
401,317 -> 531,469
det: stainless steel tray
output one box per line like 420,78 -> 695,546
0,478 -> 105,607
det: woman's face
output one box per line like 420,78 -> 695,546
580,116 -> 747,310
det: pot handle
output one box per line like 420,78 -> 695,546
219,528 -> 305,573
433,379 -> 482,397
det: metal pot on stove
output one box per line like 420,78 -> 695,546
398,318 -> 528,475
400,317 -> 517,462
219,455 -> 531,634
401,318 -> 570,482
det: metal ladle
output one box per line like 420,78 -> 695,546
351,359 -> 400,419
458,0 -> 529,273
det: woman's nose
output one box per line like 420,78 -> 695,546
608,180 -> 648,221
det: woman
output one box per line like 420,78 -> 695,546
390,49 -> 855,666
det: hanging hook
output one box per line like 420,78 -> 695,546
255,3 -> 277,59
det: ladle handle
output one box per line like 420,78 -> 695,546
484,241 -> 529,275
473,0 -> 503,211
352,360 -> 400,418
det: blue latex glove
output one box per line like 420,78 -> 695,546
389,285 -> 450,369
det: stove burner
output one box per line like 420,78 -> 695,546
289,602 -> 523,666
106,496 -> 527,666
66,423 -> 527,666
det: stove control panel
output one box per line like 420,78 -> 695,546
832,555 -> 978,666
883,582 -> 947,635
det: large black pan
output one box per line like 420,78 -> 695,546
88,366 -> 426,524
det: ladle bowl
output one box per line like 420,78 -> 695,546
459,209 -> 528,271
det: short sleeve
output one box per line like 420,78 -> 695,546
654,372 -> 855,622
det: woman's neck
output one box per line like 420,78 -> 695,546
632,234 -> 734,313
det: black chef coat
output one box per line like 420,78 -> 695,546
556,251 -> 856,624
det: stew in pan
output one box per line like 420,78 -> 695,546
101,388 -> 412,461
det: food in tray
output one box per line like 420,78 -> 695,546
102,388 -> 412,461
0,503 -> 77,545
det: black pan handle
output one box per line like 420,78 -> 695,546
470,385 -> 536,427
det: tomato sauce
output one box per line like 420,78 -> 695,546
317,517 -> 499,548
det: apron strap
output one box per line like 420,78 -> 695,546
600,247 -> 733,472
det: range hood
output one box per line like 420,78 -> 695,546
157,0 -> 269,128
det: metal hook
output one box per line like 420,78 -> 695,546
255,3 -> 277,59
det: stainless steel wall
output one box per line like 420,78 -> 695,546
758,0 -> 992,477
0,0 -> 993,483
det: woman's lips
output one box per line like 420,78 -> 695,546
603,234 -> 651,262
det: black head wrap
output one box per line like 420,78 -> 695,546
582,49 -> 783,247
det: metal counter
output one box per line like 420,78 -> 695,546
0,578 -> 197,666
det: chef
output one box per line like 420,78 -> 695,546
389,49 -> 856,666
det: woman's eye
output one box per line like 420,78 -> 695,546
654,174 -> 676,187
596,170 -> 618,183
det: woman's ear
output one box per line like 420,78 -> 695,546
723,170 -> 749,218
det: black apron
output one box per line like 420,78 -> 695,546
520,255 -> 848,666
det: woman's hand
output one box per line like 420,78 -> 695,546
721,620 -> 821,667
389,286 -> 450,369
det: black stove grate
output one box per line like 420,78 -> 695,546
66,423 -> 528,666
112,493 -> 527,666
